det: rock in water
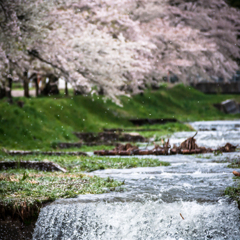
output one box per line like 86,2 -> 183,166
233,171 -> 240,177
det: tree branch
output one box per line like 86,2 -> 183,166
28,50 -> 69,78
0,1 -> 9,25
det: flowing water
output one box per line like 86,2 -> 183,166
33,121 -> 240,240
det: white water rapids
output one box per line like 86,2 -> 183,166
33,121 -> 240,240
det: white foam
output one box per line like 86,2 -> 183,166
33,200 -> 240,240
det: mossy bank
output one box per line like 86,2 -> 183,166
1,84 -> 240,150
0,152 -> 169,221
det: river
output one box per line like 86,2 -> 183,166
33,121 -> 240,240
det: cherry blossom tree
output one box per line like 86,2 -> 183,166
32,6 -> 152,103
0,0 -> 240,101
0,0 -> 54,97
0,0 -> 152,102
168,0 -> 240,82
122,0 -> 240,83
71,0 -> 240,84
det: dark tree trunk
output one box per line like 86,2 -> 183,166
65,80 -> 68,96
0,81 -> 6,99
33,74 -> 39,97
23,71 -> 30,98
40,74 -> 59,96
6,78 -> 12,99
98,87 -> 104,95
35,79 -> 39,97
74,89 -> 82,96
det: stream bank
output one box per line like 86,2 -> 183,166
32,120 -> 240,239
1,120 -> 240,239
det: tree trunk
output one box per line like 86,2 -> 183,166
65,80 -> 68,96
23,71 -> 30,98
40,74 -> 59,96
6,78 -> 12,99
34,74 -> 39,97
35,79 -> 39,97
0,81 -> 6,99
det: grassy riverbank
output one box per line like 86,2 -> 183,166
0,152 -> 170,172
0,151 -> 170,221
0,169 -> 124,222
1,83 -> 240,221
0,84 -> 240,150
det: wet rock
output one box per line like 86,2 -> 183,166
214,99 -> 240,114
233,171 -> 240,177
216,143 -> 237,153
0,161 -> 67,172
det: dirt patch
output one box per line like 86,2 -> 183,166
0,217 -> 36,240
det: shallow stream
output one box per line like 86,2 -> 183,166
33,121 -> 240,240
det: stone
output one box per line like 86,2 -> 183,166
220,99 -> 240,114
0,161 -> 67,172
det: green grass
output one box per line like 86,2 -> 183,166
1,84 -> 240,150
0,169 -> 124,222
0,169 -> 123,203
225,179 -> 240,208
0,152 -> 170,172
105,84 -> 240,121
0,152 -> 170,221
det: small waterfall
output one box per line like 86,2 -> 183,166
33,200 -> 240,239
33,120 -> 240,239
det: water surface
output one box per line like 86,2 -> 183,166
33,121 -> 240,240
